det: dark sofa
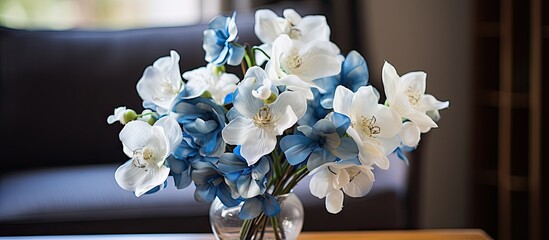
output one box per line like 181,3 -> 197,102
0,3 -> 410,236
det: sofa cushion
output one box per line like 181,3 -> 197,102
0,18 -> 258,173
0,156 -> 408,235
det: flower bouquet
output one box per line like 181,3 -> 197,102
108,8 -> 449,240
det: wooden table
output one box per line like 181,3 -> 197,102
0,229 -> 492,240
298,229 -> 492,239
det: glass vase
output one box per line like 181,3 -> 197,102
209,193 -> 304,240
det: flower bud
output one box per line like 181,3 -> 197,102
121,109 -> 138,124
214,65 -> 226,76
201,90 -> 213,99
263,93 -> 277,104
139,109 -> 158,125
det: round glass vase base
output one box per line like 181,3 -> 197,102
209,193 -> 304,240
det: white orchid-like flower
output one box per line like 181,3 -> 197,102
222,67 -> 307,165
333,86 -> 402,170
254,9 -> 335,64
382,61 -> 449,147
182,64 -> 240,105
115,116 -> 182,197
136,50 -> 183,115
266,34 -> 342,99
309,161 -> 374,214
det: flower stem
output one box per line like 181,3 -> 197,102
240,61 -> 247,76
270,216 -> 283,240
252,47 -> 271,60
244,54 -> 253,69
271,148 -> 283,181
282,166 -> 309,194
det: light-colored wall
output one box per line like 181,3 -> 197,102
361,0 -> 472,228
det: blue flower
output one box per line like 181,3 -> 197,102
168,133 -> 218,189
217,146 -> 271,199
297,88 -> 328,127
172,96 -> 226,157
313,50 -> 370,109
192,161 -> 241,208
203,12 -> 245,66
239,193 -> 281,219
280,112 -> 359,171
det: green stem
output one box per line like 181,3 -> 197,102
252,46 -> 271,60
271,149 -> 282,181
243,50 -> 253,69
273,164 -> 294,195
240,219 -> 251,240
136,112 -> 155,117
240,61 -> 247,76
281,166 -> 309,194
247,46 -> 257,67
270,216 -> 282,240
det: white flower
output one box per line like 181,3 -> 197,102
254,9 -> 335,65
333,86 -> 402,170
136,50 -> 183,115
382,61 -> 449,147
107,106 -> 129,124
309,161 -> 374,214
222,67 -> 307,165
266,34 -> 342,98
115,116 -> 182,197
182,64 -> 240,105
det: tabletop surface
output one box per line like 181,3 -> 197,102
0,229 -> 492,240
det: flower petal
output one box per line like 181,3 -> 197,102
240,129 -> 277,166
296,15 -> 331,43
333,86 -> 354,117
297,41 -> 342,81
217,153 -> 248,174
401,71 -> 427,95
222,117 -> 255,145
147,126 -> 170,166
342,166 -> 374,197
280,135 -> 314,165
400,121 -> 421,147
275,89 -> 307,119
218,184 -> 241,208
254,9 -> 286,44
325,190 -> 344,214
237,175 -> 262,198
114,160 -> 171,197
227,44 -> 245,66
262,194 -> 281,217
227,13 -> 238,42
154,116 -> 183,153
420,94 -> 449,112
309,166 -> 333,198
382,61 -> 401,100
119,120 -> 152,152
330,138 -> 359,161
307,149 -> 337,171
233,76 -> 264,118
273,105 -> 298,135
359,141 -> 390,170
406,110 -> 438,133
240,198 -> 263,219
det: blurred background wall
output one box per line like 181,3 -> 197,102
360,0 -> 473,229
